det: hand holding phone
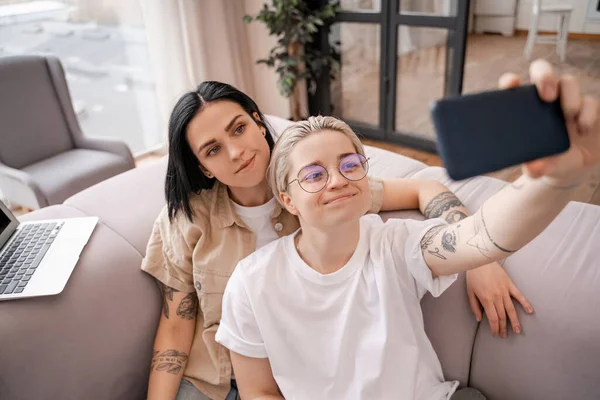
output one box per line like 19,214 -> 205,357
430,84 -> 570,181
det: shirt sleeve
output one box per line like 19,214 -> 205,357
392,218 -> 458,299
367,175 -> 384,214
216,264 -> 267,358
141,208 -> 195,293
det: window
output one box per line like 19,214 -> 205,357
0,0 -> 162,155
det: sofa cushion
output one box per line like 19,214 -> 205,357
469,201 -> 600,400
65,157 -> 168,256
1,205 -> 161,400
23,149 -> 133,206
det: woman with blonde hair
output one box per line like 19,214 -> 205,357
215,61 -> 600,399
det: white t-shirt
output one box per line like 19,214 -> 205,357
216,215 -> 459,400
232,197 -> 279,249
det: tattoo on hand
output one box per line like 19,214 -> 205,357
445,210 -> 467,224
151,349 -> 189,375
176,293 -> 199,320
423,192 -> 466,219
159,284 -> 179,319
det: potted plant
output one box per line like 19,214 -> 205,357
244,0 -> 341,121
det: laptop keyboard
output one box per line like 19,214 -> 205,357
0,222 -> 63,295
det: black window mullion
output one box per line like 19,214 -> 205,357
383,0 -> 398,137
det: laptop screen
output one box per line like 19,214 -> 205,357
0,210 -> 9,233
0,201 -> 19,250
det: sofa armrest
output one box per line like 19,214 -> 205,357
0,162 -> 45,208
75,137 -> 135,168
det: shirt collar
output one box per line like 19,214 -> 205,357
212,181 -> 285,228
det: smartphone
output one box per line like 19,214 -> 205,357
430,85 -> 570,181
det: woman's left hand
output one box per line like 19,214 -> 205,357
466,262 -> 534,338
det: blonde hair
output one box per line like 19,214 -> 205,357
267,116 -> 366,203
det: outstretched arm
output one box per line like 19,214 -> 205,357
421,60 -> 600,278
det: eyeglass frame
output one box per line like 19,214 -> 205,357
284,153 -> 370,193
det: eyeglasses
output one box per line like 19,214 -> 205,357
286,153 -> 370,193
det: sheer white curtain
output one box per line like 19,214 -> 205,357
140,0 -> 288,142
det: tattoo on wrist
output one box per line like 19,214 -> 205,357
151,349 -> 189,375
176,293 -> 199,320
423,192 -> 465,219
159,284 -> 179,319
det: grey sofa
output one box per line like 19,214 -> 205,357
0,55 -> 135,210
0,115 -> 599,400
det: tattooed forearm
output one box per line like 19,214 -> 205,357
151,349 -> 189,375
445,210 -> 467,224
159,284 -> 179,319
423,192 -> 465,219
176,293 -> 199,320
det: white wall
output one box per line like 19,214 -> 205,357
243,0 -> 290,119
515,0 -> 600,34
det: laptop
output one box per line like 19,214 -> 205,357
0,200 -> 98,301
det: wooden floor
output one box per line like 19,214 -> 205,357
339,33 -> 600,140
363,139 -> 600,207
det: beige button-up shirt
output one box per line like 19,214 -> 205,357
142,177 -> 384,399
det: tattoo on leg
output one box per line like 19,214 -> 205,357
423,192 -> 465,219
151,349 -> 189,375
176,293 -> 199,320
441,229 -> 457,253
445,210 -> 467,224
159,284 -> 179,319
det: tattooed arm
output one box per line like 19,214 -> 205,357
421,59 -> 600,277
147,282 -> 198,400
380,178 -> 470,222
421,173 -> 584,277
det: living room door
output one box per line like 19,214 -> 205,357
309,0 -> 470,153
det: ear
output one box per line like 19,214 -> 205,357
199,164 -> 214,179
279,191 -> 299,216
253,112 -> 267,137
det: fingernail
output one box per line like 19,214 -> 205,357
502,332 -> 507,338
527,307 -> 534,314
515,326 -> 521,334
476,316 -> 481,322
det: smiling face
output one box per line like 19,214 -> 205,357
185,100 -> 271,191
280,129 -> 371,229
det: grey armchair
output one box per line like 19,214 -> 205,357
0,55 -> 135,209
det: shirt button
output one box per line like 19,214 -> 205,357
274,222 -> 283,232
195,281 -> 202,290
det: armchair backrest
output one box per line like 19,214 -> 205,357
0,55 -> 76,169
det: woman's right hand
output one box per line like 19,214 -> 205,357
500,59 -> 600,183
147,283 -> 198,400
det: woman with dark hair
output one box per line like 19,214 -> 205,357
142,81 -> 530,400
